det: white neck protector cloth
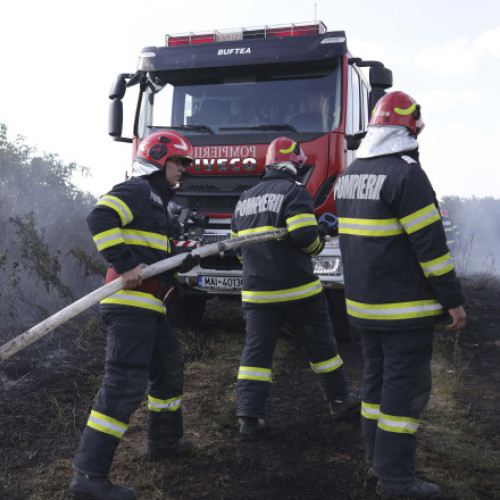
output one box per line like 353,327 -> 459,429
356,126 -> 419,159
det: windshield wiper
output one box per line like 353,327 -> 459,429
150,125 -> 215,134
219,124 -> 298,132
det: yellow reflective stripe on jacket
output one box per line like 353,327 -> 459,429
93,228 -> 170,252
286,213 -> 317,232
87,410 -> 128,439
242,279 -> 322,304
420,252 -> 454,277
399,203 -> 440,234
378,412 -> 419,434
93,228 -> 125,251
361,401 -> 380,420
302,235 -> 322,254
101,290 -> 166,314
310,355 -> 343,374
122,229 -> 171,252
338,217 -> 404,237
233,225 -> 278,236
233,225 -> 288,241
96,195 -> 133,226
148,394 -> 182,412
238,366 -> 273,383
346,298 -> 443,320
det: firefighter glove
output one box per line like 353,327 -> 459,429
318,213 -> 339,237
178,253 -> 200,273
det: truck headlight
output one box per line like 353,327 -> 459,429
313,256 -> 343,276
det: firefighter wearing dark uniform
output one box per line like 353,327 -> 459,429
440,208 -> 461,260
335,92 -> 466,499
70,131 -> 197,500
231,137 -> 360,441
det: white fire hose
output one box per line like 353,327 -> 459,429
0,228 -> 287,362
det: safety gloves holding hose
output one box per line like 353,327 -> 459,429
177,252 -> 201,273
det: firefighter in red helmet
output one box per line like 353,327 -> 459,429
335,92 -> 466,499
70,131 -> 198,500
231,136 -> 360,441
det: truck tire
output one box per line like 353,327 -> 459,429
167,290 -> 207,330
325,289 -> 353,342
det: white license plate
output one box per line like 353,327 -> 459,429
198,275 -> 242,289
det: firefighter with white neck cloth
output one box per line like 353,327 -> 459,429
231,137 -> 360,442
70,131 -> 199,500
334,91 -> 466,499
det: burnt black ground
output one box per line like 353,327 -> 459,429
0,280 -> 499,499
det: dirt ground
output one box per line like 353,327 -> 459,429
1,279 -> 499,500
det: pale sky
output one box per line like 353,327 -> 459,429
1,0 -> 499,199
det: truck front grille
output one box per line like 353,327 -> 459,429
176,174 -> 261,214
200,253 -> 242,270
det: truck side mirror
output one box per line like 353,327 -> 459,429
109,75 -> 128,100
369,66 -> 393,116
108,75 -> 133,143
369,66 -> 393,89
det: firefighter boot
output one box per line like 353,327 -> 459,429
69,471 -> 136,500
329,391 -> 361,419
376,476 -> 441,499
146,409 -> 194,461
239,416 -> 267,442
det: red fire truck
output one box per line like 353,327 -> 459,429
108,21 -> 393,340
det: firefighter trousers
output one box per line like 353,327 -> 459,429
237,293 -> 350,418
73,307 -> 184,477
357,326 -> 434,480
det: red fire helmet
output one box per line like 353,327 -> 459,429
136,131 -> 194,170
369,91 -> 425,135
265,137 -> 307,166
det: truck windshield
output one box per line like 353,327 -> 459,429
137,67 -> 342,139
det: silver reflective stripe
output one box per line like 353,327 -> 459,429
105,291 -> 163,307
94,230 -> 123,248
340,221 -> 402,232
148,395 -> 182,412
242,281 -> 322,302
101,290 -> 166,314
378,413 -> 419,434
238,366 -> 273,382
122,231 -> 170,250
346,299 -> 442,320
400,204 -> 440,234
420,253 -> 453,277
87,411 -> 128,438
287,213 -> 317,232
361,402 -> 380,420
310,355 -> 343,373
97,195 -> 133,225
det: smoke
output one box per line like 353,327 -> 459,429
0,127 -> 103,340
441,196 -> 500,278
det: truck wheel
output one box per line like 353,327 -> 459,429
325,289 -> 353,342
167,291 -> 207,329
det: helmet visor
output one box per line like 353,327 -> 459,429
169,156 -> 194,167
